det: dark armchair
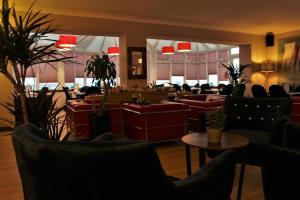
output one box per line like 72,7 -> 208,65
262,122 -> 300,200
13,124 -> 237,200
222,96 -> 292,166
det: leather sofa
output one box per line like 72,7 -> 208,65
66,100 -> 123,139
123,102 -> 189,142
180,98 -> 225,132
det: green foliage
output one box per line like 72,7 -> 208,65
85,53 -> 116,115
221,63 -> 251,86
205,107 -> 225,129
1,88 -> 72,140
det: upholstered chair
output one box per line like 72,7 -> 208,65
221,96 -> 292,166
262,122 -> 300,200
13,124 -> 237,200
251,84 -> 268,98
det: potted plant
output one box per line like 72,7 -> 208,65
205,107 -> 225,144
85,53 -> 116,138
221,63 -> 251,86
0,0 -> 72,140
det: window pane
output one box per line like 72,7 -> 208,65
75,78 -> 84,88
156,80 -> 169,85
171,76 -> 184,85
186,80 -> 198,86
199,80 -> 208,85
208,74 -> 218,87
233,58 -> 240,67
25,78 -> 36,91
231,47 -> 239,55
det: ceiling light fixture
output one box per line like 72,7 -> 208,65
59,35 -> 77,48
177,42 -> 192,52
55,40 -> 71,51
107,47 -> 120,56
162,46 -> 175,54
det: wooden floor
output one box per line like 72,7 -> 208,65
0,134 -> 264,200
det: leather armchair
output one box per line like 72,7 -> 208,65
13,124 -> 237,200
262,122 -> 300,200
222,96 -> 292,166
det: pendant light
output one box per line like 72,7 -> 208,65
55,40 -> 71,51
59,35 -> 77,48
107,47 -> 120,56
177,42 -> 191,52
162,46 -> 175,54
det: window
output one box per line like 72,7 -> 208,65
219,80 -> 229,85
233,58 -> 240,67
199,80 -> 208,85
156,80 -> 169,85
24,78 -> 37,91
186,80 -> 198,86
171,76 -> 184,85
230,47 -> 239,55
208,74 -> 218,87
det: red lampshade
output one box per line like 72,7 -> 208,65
107,47 -> 120,55
177,42 -> 191,52
162,46 -> 174,54
59,35 -> 77,48
55,40 -> 71,51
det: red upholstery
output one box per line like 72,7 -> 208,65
291,97 -> 300,123
180,99 -> 225,131
182,94 -> 207,101
123,102 -> 189,142
66,100 -> 123,140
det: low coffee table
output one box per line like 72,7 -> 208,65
182,132 -> 249,200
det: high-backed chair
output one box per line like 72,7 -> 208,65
13,124 -> 238,200
269,85 -> 290,97
200,83 -> 213,94
62,86 -> 76,103
251,84 -> 268,98
221,96 -> 292,166
262,122 -> 300,200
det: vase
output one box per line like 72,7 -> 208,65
206,127 -> 222,144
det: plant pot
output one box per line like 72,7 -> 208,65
90,113 -> 110,139
206,127 -> 222,144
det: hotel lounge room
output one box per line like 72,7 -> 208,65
1,0 -> 300,199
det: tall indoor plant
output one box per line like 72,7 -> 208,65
0,0 -> 71,139
221,63 -> 250,86
85,53 -> 116,137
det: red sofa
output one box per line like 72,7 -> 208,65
66,100 -> 123,140
291,97 -> 300,123
122,102 -> 189,142
180,98 -> 225,131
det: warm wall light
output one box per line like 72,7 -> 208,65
59,35 -> 77,48
107,47 -> 120,55
177,42 -> 191,52
261,61 -> 275,90
162,46 -> 174,54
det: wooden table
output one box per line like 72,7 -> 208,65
182,132 -> 249,200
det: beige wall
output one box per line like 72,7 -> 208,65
0,72 -> 14,128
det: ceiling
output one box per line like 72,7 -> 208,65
13,0 -> 300,35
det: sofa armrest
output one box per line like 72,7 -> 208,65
270,116 -> 290,146
283,122 -> 300,150
174,150 -> 237,200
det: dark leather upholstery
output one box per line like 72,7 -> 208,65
262,145 -> 300,200
13,124 -> 237,200
269,85 -> 290,97
222,96 -> 292,166
251,84 -> 268,98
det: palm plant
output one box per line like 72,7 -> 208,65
0,0 -> 70,124
221,63 -> 251,86
85,54 -> 116,115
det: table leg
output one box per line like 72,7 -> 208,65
237,149 -> 247,200
199,148 -> 206,167
185,144 -> 191,176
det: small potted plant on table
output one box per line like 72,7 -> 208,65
205,107 -> 225,144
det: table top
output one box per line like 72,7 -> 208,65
182,132 -> 249,151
